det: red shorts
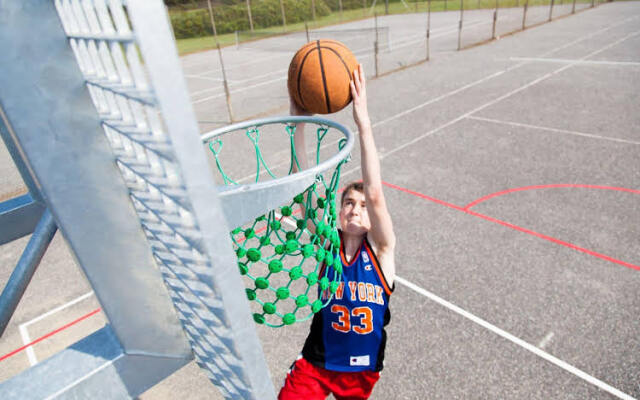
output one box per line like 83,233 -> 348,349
278,357 -> 380,400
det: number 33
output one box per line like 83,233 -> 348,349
331,305 -> 373,334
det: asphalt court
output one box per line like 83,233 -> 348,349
1,2 -> 639,399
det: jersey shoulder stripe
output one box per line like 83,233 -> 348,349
364,237 -> 393,296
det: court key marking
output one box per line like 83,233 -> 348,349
467,116 -> 640,146
382,181 -> 640,272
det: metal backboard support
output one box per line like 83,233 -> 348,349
0,0 -> 275,398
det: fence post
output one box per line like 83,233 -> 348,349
312,0 -> 317,21
386,0 -> 390,14
374,13 -> 380,77
280,0 -> 287,31
246,0 -> 254,31
492,0 -> 498,39
340,0 -> 344,20
548,0 -> 555,21
572,0 -> 576,13
207,0 -> 235,123
458,0 -> 464,50
426,0 -> 431,60
522,0 -> 528,30
305,21 -> 310,42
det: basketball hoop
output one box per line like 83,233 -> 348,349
201,116 -> 354,327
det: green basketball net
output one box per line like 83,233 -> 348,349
202,116 -> 354,328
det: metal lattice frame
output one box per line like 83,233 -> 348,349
0,0 -> 275,398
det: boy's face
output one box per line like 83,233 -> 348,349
339,189 -> 370,236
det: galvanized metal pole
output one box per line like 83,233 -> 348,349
305,21 -> 310,42
0,209 -> 56,336
339,0 -> 344,20
1,1 -> 274,397
445,0 -> 448,11
363,0 -> 367,15
458,0 -> 464,50
385,0 -> 389,14
207,0 -> 235,123
312,0 -> 317,21
522,0 -> 528,29
246,0 -> 254,31
280,0 -> 287,31
426,0 -> 431,60
492,0 -> 498,39
374,13 -> 380,77
0,106 -> 43,204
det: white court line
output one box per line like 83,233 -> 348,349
184,74 -> 224,82
191,39 -> 381,92
191,43 -> 382,100
221,15 -> 640,183
510,57 -> 640,67
190,69 -> 287,96
182,51 -> 284,74
371,15 -> 639,130
372,69 -> 507,128
538,332 -> 555,349
45,353 -> 125,400
395,276 -> 636,400
18,325 -> 37,366
467,115 -> 640,145
379,28 -> 640,160
189,19 -> 488,99
188,31 -> 382,83
208,16 -> 639,183
192,41 -> 384,101
193,76 -> 288,104
18,291 -> 94,366
388,19 -> 491,53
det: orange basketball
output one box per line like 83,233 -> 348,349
288,40 -> 359,114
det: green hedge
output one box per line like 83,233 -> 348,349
170,0 -> 332,39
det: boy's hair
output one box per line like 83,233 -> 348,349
340,181 -> 364,206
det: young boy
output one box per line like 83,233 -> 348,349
279,65 -> 396,400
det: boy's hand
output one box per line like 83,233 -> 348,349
350,64 -> 371,130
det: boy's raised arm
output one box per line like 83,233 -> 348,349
350,65 -> 396,283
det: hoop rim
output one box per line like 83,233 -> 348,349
201,115 -> 355,195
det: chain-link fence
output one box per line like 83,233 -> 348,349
174,0 -> 610,123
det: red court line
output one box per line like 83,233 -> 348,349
382,181 -> 640,272
464,184 -> 640,210
0,308 -> 102,363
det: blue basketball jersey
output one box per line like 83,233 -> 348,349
302,232 -> 393,372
